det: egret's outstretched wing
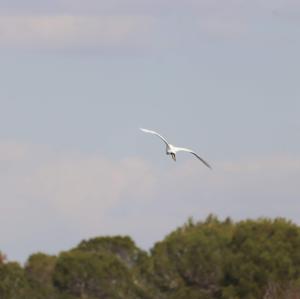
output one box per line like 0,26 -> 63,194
174,147 -> 212,169
140,128 -> 169,146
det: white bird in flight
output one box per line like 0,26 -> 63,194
140,128 -> 211,169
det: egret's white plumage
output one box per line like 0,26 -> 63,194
140,128 -> 211,169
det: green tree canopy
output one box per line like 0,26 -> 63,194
2,216 -> 300,299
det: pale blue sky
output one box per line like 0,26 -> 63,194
0,0 -> 299,262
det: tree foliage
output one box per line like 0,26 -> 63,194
2,216 -> 300,299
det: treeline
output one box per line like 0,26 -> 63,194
1,216 -> 300,299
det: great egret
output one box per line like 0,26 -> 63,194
140,128 -> 211,169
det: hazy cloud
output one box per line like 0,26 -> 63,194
0,141 -> 299,261
0,15 -> 156,50
0,141 -> 30,162
1,1 -> 300,51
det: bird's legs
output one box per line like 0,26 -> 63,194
171,153 -> 176,161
